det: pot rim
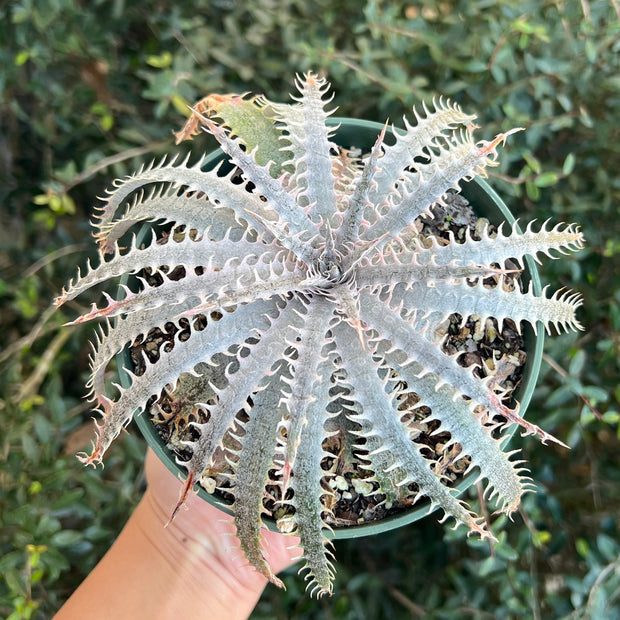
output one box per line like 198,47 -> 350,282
122,116 -> 544,539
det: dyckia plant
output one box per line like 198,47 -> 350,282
57,73 -> 584,596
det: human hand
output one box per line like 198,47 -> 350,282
55,448 -> 300,620
143,447 -> 301,591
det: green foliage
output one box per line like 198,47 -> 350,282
0,368 -> 144,617
1,0 -> 618,617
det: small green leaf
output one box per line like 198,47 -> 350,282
585,39 -> 597,63
534,172 -> 559,187
100,114 -> 114,132
533,530 -> 552,548
3,570 -> 26,597
596,534 -> 619,561
171,93 -> 190,115
525,180 -> 540,201
495,541 -> 519,561
33,413 -> 53,442
49,194 -> 63,212
30,568 -> 44,584
568,350 -> 586,376
523,153 -> 541,174
581,386 -> 609,404
562,153 -> 576,175
14,50 -> 30,66
28,481 -> 42,495
580,408 -> 596,425
33,194 -> 50,206
0,551 -> 25,572
146,51 -> 172,68
478,556 -> 504,576
546,385 -> 573,408
51,530 -> 83,547
21,434 -> 39,462
576,537 -> 589,559
579,108 -> 594,128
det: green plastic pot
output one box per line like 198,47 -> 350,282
121,117 -> 544,540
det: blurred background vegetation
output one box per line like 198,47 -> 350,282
1,0 -> 618,618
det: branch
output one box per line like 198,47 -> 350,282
542,353 -> 602,420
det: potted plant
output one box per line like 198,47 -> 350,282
56,72 -> 584,596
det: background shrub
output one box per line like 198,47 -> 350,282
1,1 -> 618,617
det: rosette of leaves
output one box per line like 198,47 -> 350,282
56,73 -> 584,596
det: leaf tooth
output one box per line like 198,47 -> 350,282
76,425 -> 106,469
75,395 -> 116,467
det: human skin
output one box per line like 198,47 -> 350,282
55,448 -> 300,619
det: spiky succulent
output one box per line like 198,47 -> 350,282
56,73 -> 584,596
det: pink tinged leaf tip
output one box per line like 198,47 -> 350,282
477,127 -> 525,157
489,393 -> 569,450
353,318 -> 366,351
76,448 -> 104,468
281,459 -> 293,496
76,423 -> 106,468
470,520 -> 497,542
166,470 -> 196,527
